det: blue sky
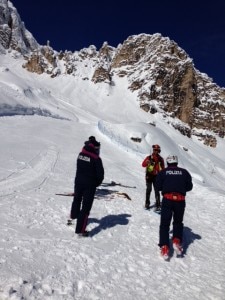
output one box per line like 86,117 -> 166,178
11,0 -> 225,87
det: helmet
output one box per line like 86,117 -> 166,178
152,144 -> 161,152
166,155 -> 178,164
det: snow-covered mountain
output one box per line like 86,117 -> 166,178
1,0 -> 225,148
0,1 -> 225,299
0,0 -> 38,53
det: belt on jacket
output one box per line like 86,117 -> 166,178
163,193 -> 185,201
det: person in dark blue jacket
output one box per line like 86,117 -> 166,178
156,155 -> 193,259
70,137 -> 104,236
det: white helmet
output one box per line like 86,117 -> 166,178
166,155 -> 178,164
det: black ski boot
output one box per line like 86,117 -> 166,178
155,196 -> 161,212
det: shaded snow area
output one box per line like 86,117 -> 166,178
0,54 -> 225,300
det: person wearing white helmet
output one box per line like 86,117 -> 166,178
142,144 -> 165,210
156,155 -> 193,260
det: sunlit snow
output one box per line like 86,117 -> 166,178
0,52 -> 225,300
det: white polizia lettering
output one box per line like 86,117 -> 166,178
166,170 -> 182,175
78,155 -> 90,162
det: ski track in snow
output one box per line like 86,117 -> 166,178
0,146 -> 59,197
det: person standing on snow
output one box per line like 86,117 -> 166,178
142,144 -> 165,211
70,137 -> 104,237
156,155 -> 193,260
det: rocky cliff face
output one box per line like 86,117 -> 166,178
1,0 -> 225,147
0,0 -> 38,53
106,34 -> 225,146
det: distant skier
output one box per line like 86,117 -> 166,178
156,155 -> 193,260
70,137 -> 104,236
142,144 -> 165,210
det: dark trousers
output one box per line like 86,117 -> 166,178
146,177 -> 160,207
159,198 -> 186,247
70,184 -> 96,234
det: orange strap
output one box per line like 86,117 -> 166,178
163,193 -> 185,201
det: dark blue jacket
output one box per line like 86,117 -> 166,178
156,165 -> 193,196
75,143 -> 104,188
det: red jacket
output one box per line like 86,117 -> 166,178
142,154 -> 165,179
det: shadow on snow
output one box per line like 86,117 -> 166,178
169,226 -> 202,257
182,226 -> 202,255
88,214 -> 131,237
95,188 -> 119,199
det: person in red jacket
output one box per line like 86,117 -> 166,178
142,144 -> 165,210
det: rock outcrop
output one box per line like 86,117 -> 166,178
1,0 -> 225,147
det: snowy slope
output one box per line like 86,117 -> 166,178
0,53 -> 225,300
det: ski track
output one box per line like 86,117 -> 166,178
0,146 -> 59,197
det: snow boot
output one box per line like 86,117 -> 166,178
77,231 -> 89,237
154,206 -> 161,213
160,245 -> 169,260
67,219 -> 73,226
172,238 -> 183,255
145,199 -> 150,209
145,202 -> 150,209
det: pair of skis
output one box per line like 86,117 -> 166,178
56,191 -> 132,200
55,181 -> 134,199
